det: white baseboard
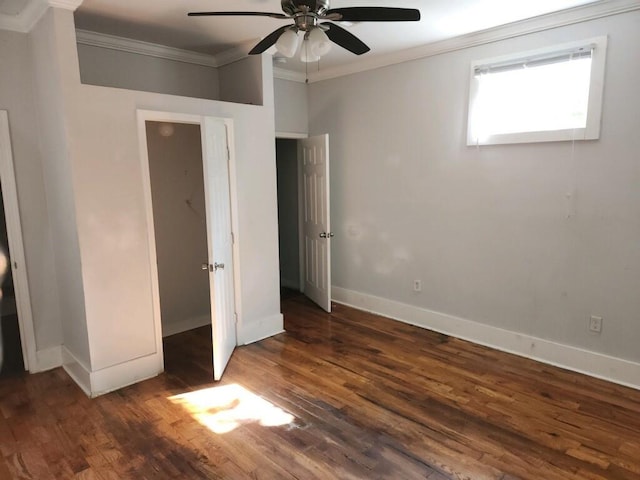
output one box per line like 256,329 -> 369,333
89,354 -> 162,397
62,347 -> 92,396
238,313 -> 284,345
162,314 -> 211,337
332,287 -> 640,391
62,346 -> 162,398
33,345 -> 63,373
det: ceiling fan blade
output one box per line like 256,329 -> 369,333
248,25 -> 291,55
188,11 -> 289,20
323,23 -> 370,55
325,7 -> 420,22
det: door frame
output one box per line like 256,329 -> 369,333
0,110 -> 37,371
136,110 -> 242,369
275,134 -> 308,293
298,134 -> 331,312
275,133 -> 331,305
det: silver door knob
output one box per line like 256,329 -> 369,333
214,262 -> 225,271
319,232 -> 327,238
328,232 -> 335,238
202,263 -> 210,271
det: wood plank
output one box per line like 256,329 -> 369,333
1,292 -> 640,479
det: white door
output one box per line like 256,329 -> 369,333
201,118 -> 236,381
299,135 -> 331,312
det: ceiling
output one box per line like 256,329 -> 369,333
3,0 -> 605,73
0,0 -> 29,16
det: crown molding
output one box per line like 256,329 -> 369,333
214,38 -> 261,67
304,0 -> 640,83
63,0 -> 640,82
76,29 -> 219,67
75,29 -> 255,69
0,0 -> 82,33
48,0 -> 83,9
273,67 -> 307,83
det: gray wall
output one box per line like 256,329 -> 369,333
309,11 -> 640,364
77,44 -> 221,100
29,11 -> 90,366
0,30 -> 62,356
146,121 -> 210,336
274,78 -> 308,136
276,139 -> 299,290
219,56 -> 265,106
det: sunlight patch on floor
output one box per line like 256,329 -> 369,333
168,384 -> 295,434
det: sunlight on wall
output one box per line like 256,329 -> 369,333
168,384 -> 295,434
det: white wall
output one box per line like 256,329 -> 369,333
219,56 -> 265,106
0,30 -> 62,364
276,138 -> 300,290
309,11 -> 640,384
274,78 -> 308,136
146,121 -> 211,336
77,44 -> 221,100
23,7 -> 282,395
29,11 -> 90,369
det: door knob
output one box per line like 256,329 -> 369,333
328,232 -> 335,238
214,262 -> 225,271
319,232 -> 327,238
202,263 -> 210,271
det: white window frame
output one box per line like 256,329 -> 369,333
467,36 -> 608,146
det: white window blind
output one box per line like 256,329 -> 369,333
467,37 -> 607,146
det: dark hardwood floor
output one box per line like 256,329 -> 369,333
1,293 -> 639,479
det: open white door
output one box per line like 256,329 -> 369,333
299,134 -> 331,312
202,118 -> 236,381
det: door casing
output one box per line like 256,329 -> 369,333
137,110 -> 241,376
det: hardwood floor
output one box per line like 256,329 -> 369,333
1,293 -> 639,479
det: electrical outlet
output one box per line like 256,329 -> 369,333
413,280 -> 422,292
589,315 -> 603,334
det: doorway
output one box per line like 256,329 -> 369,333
0,110 -> 36,375
138,111 -> 239,381
0,184 -> 23,377
145,121 -> 211,340
276,138 -> 301,296
275,134 -> 332,312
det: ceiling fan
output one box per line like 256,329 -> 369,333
188,0 -> 421,62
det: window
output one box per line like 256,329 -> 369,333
467,36 -> 607,145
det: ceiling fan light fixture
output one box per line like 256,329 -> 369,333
300,39 -> 321,63
275,28 -> 299,58
308,27 -> 332,57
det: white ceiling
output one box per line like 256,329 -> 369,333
2,0 -> 606,72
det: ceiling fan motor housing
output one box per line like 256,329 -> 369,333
281,0 -> 330,16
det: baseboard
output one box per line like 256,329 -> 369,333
89,353 -> 162,397
33,345 -> 63,373
162,314 -> 210,337
62,347 -> 91,396
238,313 -> 284,345
332,287 -> 640,391
62,346 -> 162,397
